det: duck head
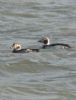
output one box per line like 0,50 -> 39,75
38,37 -> 50,45
10,43 -> 22,51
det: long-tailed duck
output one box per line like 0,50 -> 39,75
10,43 -> 39,53
38,37 -> 71,49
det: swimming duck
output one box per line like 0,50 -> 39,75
38,37 -> 71,49
10,43 -> 39,53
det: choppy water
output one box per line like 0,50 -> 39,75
0,0 -> 76,99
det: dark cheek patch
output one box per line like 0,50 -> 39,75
44,40 -> 48,44
16,46 -> 20,49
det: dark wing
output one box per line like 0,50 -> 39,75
42,43 -> 71,49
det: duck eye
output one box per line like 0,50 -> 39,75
12,43 -> 15,47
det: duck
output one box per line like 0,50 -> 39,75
38,37 -> 71,49
10,43 -> 39,53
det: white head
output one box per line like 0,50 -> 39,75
38,37 -> 50,45
10,43 -> 22,50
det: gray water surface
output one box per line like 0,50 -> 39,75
0,0 -> 76,100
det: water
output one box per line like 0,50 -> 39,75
0,0 -> 76,99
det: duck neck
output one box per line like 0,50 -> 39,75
45,39 -> 50,45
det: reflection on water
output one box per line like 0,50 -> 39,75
0,0 -> 76,99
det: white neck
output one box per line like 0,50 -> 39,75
46,38 -> 50,45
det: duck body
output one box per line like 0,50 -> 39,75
42,43 -> 71,49
12,48 -> 39,53
12,48 -> 27,53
